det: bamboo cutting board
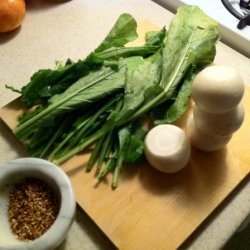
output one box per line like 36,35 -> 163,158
1,22 -> 250,250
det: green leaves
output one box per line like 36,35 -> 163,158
12,13 -> 162,109
9,8 -> 220,187
160,6 -> 219,91
94,13 -> 138,53
112,122 -> 148,187
116,58 -> 153,120
21,60 -> 89,108
153,66 -> 198,124
15,65 -> 126,138
95,122 -> 148,188
125,6 -> 219,124
145,27 -> 167,46
115,53 -> 162,125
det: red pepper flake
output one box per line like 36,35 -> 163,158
8,178 -> 59,241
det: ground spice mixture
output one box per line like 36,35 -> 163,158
8,178 -> 59,241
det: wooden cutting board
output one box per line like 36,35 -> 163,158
1,22 -> 250,250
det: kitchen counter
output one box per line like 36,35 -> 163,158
0,0 -> 250,249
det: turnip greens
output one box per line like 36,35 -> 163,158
7,6 -> 219,187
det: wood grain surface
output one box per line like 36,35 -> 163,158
1,22 -> 250,250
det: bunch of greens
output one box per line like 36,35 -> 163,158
8,6 -> 219,188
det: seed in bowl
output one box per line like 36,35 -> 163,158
8,177 -> 59,241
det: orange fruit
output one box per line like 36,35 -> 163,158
0,0 -> 26,33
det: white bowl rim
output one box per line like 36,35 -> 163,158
0,157 -> 76,250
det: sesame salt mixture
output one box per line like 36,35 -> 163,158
8,178 -> 59,241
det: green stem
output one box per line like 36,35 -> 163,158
49,97 -> 118,160
54,96 -> 122,165
47,116 -> 91,161
86,136 -> 105,171
96,45 -> 159,60
54,126 -> 110,165
69,114 -> 104,148
120,91 -> 166,126
97,130 -> 113,169
112,155 -> 124,188
39,119 -> 68,158
97,157 -> 115,179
